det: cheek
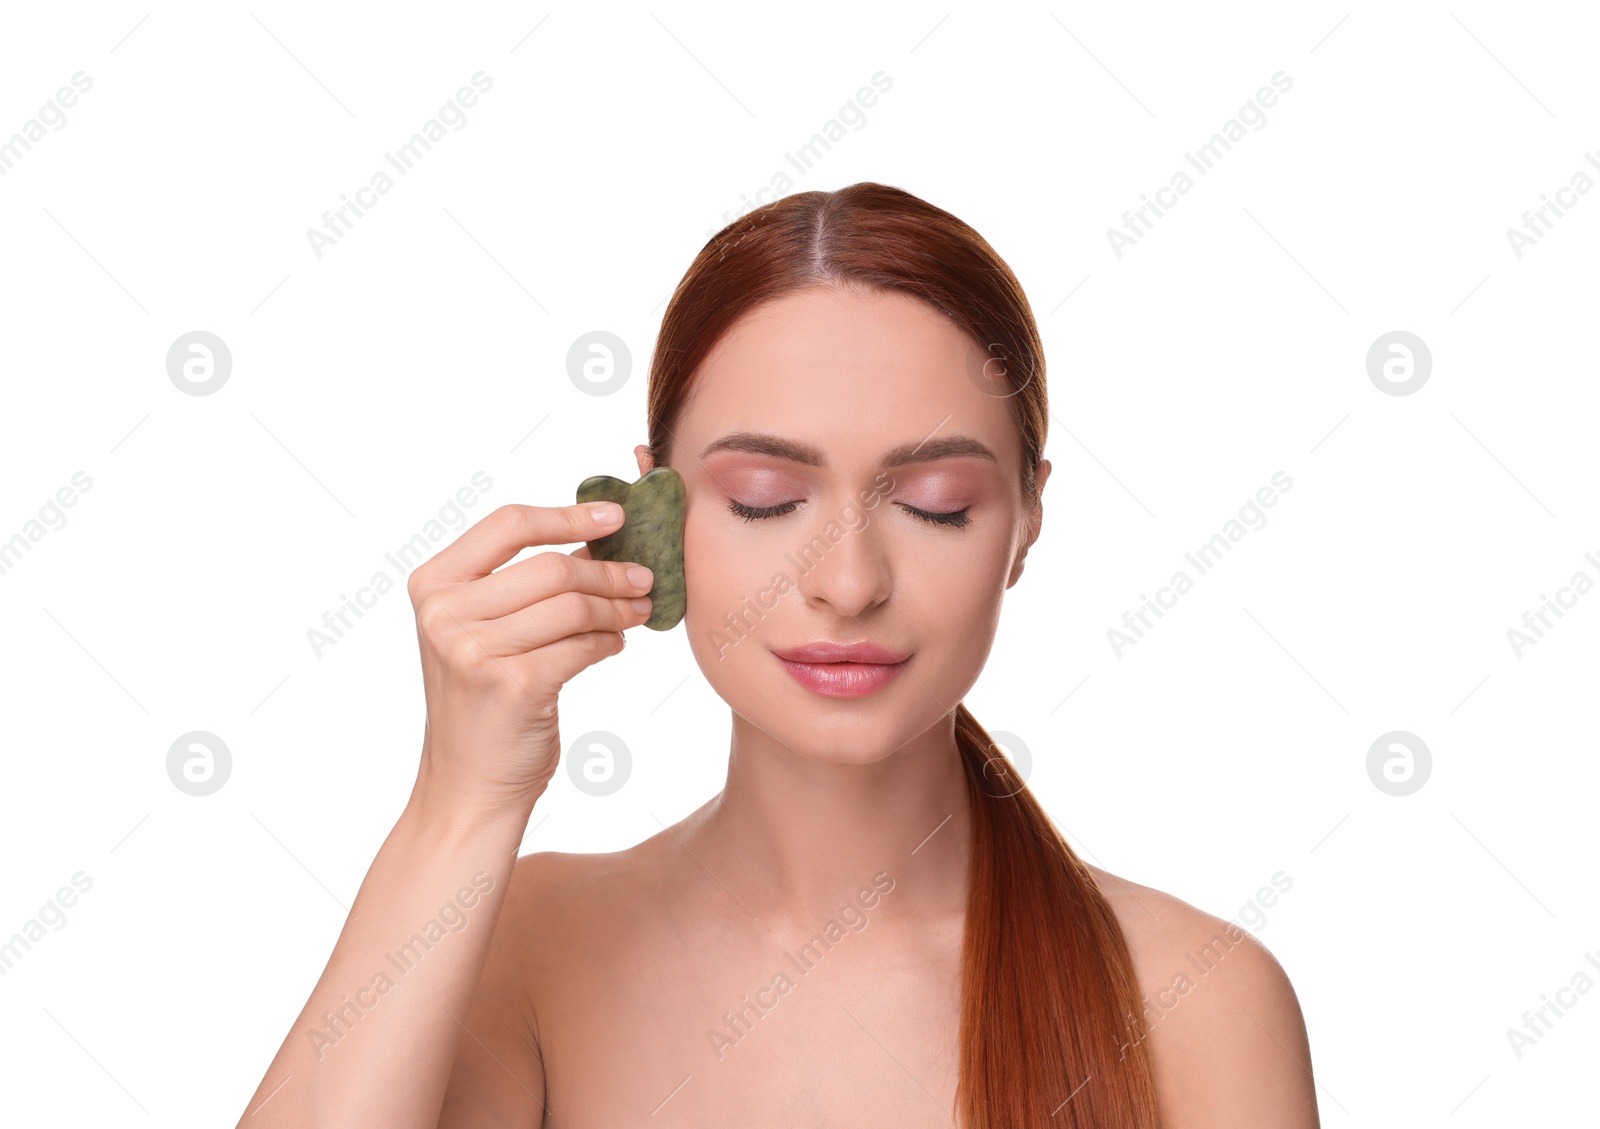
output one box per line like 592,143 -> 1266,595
897,533 -> 1013,657
683,512 -> 789,627
682,519 -> 797,683
906,524 -> 1012,591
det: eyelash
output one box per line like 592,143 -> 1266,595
727,499 -> 972,529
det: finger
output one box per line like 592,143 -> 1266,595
458,551 -> 653,621
484,590 -> 652,654
502,628 -> 628,699
418,502 -> 624,591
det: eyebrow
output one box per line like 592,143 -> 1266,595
699,431 -> 1000,468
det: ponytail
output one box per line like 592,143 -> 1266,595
953,704 -> 1162,1128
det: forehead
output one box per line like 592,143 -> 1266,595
674,285 -> 1022,469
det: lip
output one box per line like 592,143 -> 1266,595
772,640 -> 910,664
772,640 -> 910,699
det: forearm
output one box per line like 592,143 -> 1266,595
238,787 -> 536,1129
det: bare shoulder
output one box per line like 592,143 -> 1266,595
499,838 -> 683,962
507,836 -> 672,915
437,851 -> 567,1128
1087,865 -> 1322,1129
439,846 -> 657,1128
498,846 -> 644,948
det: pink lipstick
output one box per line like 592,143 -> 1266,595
771,640 -> 910,699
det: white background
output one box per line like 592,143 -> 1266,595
1,1 -> 1595,1124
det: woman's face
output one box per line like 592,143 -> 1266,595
637,283 -> 1051,764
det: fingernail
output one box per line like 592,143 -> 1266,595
627,565 -> 653,588
630,596 -> 653,614
592,503 -> 623,524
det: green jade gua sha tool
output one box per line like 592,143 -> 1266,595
575,466 -> 686,631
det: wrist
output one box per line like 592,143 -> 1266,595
402,773 -> 542,855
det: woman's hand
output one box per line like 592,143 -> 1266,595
405,501 -> 654,821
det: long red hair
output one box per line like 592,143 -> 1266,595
646,182 -> 1160,1128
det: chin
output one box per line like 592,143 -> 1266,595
739,711 -> 910,765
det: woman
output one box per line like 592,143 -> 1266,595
239,183 -> 1320,1128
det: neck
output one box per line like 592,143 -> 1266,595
691,709 -> 975,928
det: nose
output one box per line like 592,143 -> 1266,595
791,497 -> 893,619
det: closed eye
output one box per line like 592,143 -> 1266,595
727,499 -> 798,522
726,499 -> 970,529
904,503 -> 971,528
